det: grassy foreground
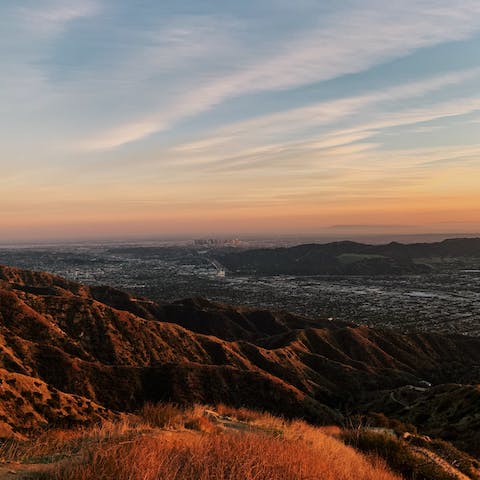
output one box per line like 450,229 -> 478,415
0,403 -> 449,480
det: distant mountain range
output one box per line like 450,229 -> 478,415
1,264 -> 480,455
214,237 -> 480,275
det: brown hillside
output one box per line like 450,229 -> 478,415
1,264 -> 479,455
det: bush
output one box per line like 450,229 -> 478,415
409,436 -> 480,480
138,402 -> 184,429
342,430 -> 456,480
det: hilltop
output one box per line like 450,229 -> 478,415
2,402 -> 479,480
0,403 -> 404,480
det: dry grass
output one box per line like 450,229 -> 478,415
342,429 -> 457,480
47,430 -> 400,480
0,403 -> 401,480
0,417 -> 151,464
138,402 -> 185,429
215,403 -> 267,422
0,403 -> 216,466
139,402 -> 217,432
214,403 -> 287,435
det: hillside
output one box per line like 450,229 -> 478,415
214,237 -> 480,275
0,404 -> 406,480
1,264 -> 480,459
2,403 -> 478,480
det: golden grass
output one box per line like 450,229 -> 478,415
0,403 -> 401,480
215,403 -> 267,422
139,402 -> 217,432
48,430 -> 400,480
138,402 -> 185,429
0,417 -> 152,464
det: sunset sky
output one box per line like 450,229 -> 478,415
1,1 -> 480,241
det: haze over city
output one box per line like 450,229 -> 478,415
2,0 -> 480,241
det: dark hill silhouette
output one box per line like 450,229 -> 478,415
214,237 -> 480,275
1,264 -> 479,454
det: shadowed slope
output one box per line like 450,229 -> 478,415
1,264 -> 480,455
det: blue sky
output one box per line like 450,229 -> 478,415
1,0 -> 480,239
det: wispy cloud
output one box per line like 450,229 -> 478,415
208,1 -> 480,94
165,68 -> 480,171
79,121 -> 162,152
2,1 -> 480,237
17,0 -> 100,37
78,1 -> 480,150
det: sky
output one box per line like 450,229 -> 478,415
1,0 -> 480,241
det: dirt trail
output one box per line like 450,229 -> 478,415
203,409 -> 277,434
0,430 -> 198,479
0,462 -> 53,479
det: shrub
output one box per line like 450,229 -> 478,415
342,430 -> 456,480
184,416 -> 216,433
409,436 -> 480,480
138,402 -> 184,429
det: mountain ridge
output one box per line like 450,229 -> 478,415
1,264 -> 479,455
214,237 -> 480,275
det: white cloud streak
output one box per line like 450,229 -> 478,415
164,68 -> 480,171
79,0 -> 480,150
